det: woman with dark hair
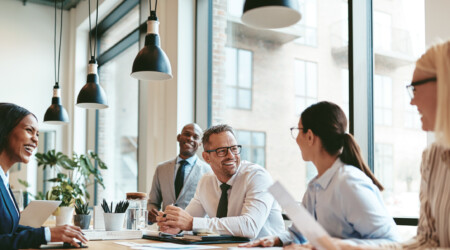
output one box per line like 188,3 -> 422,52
241,101 -> 399,247
0,103 -> 87,249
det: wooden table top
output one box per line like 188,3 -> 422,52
33,239 -> 241,250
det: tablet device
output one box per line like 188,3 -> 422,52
19,200 -> 61,228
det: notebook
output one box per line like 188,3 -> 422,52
142,233 -> 250,244
19,200 -> 61,228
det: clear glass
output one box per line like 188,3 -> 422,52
373,0 -> 426,218
99,6 -> 140,54
97,43 -> 139,202
126,198 -> 148,230
212,0 -> 348,197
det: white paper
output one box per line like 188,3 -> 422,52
19,200 -> 61,227
114,242 -> 220,250
268,181 -> 337,250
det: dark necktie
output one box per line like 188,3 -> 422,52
216,183 -> 231,218
175,160 -> 188,199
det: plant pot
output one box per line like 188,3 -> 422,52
74,214 -> 91,229
103,213 -> 125,231
55,206 -> 75,226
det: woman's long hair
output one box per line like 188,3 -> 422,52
301,101 -> 384,191
0,103 -> 35,153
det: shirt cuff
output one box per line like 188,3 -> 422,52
44,227 -> 51,242
192,217 -> 208,232
278,231 -> 293,246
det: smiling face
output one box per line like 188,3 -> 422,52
177,124 -> 202,159
202,131 -> 240,183
410,68 -> 437,131
3,114 -> 39,166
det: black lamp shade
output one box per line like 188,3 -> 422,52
131,19 -> 172,81
44,93 -> 69,124
77,63 -> 108,109
131,34 -> 172,81
242,0 -> 301,29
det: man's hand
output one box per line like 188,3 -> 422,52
49,225 -> 88,248
239,236 -> 281,247
148,208 -> 159,223
156,205 -> 193,231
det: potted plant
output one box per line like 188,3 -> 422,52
74,199 -> 91,229
35,150 -> 107,225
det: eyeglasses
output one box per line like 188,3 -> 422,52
290,127 -> 304,139
206,145 -> 242,157
406,77 -> 437,98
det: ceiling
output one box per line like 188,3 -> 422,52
18,0 -> 84,10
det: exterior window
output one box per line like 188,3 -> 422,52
374,143 -> 394,193
294,60 -> 317,115
209,0 -> 348,198
225,47 -> 253,110
95,4 -> 140,202
374,74 -> 392,126
236,130 -> 266,167
295,0 -> 318,46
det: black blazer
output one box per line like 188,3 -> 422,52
0,177 -> 46,249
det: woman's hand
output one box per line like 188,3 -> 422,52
50,225 -> 88,248
239,236 -> 281,247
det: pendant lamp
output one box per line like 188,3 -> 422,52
77,0 -> 108,109
241,0 -> 302,29
44,0 -> 69,125
131,0 -> 172,81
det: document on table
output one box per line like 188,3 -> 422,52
268,181 -> 338,250
115,242 -> 220,250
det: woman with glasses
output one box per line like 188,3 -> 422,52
339,41 -> 450,250
241,101 -> 399,248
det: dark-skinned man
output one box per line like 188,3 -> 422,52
147,123 -> 211,223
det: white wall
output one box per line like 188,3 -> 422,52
425,0 -> 450,47
0,0 -> 71,152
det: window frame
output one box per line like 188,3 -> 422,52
90,0 -> 141,205
197,0 -> 419,226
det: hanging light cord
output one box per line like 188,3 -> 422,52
88,0 -> 99,60
54,0 -> 63,88
149,0 -> 158,13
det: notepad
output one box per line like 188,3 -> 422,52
19,200 -> 61,228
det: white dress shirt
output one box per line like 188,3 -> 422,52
185,160 -> 285,239
0,165 -> 51,242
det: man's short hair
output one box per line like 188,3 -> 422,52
202,124 -> 235,150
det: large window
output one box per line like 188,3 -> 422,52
225,47 -> 253,110
236,130 -> 266,167
295,0 -> 318,46
93,1 -> 141,202
374,74 -> 392,126
373,0 -> 426,238
294,60 -> 317,115
208,0 -> 348,199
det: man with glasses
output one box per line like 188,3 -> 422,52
147,123 -> 211,223
156,124 -> 284,239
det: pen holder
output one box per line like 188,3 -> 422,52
103,213 -> 125,231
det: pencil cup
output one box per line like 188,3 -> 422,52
103,213 -> 125,231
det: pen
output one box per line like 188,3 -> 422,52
162,203 -> 178,217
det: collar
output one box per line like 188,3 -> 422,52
177,154 -> 198,166
0,165 -> 9,188
310,158 -> 343,190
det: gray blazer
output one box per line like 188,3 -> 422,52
148,157 -> 211,211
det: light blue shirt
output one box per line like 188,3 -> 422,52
0,166 -> 51,242
174,154 -> 198,183
280,159 -> 399,246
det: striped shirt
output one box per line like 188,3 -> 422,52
384,143 -> 450,249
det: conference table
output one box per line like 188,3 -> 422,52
30,238 -> 241,250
